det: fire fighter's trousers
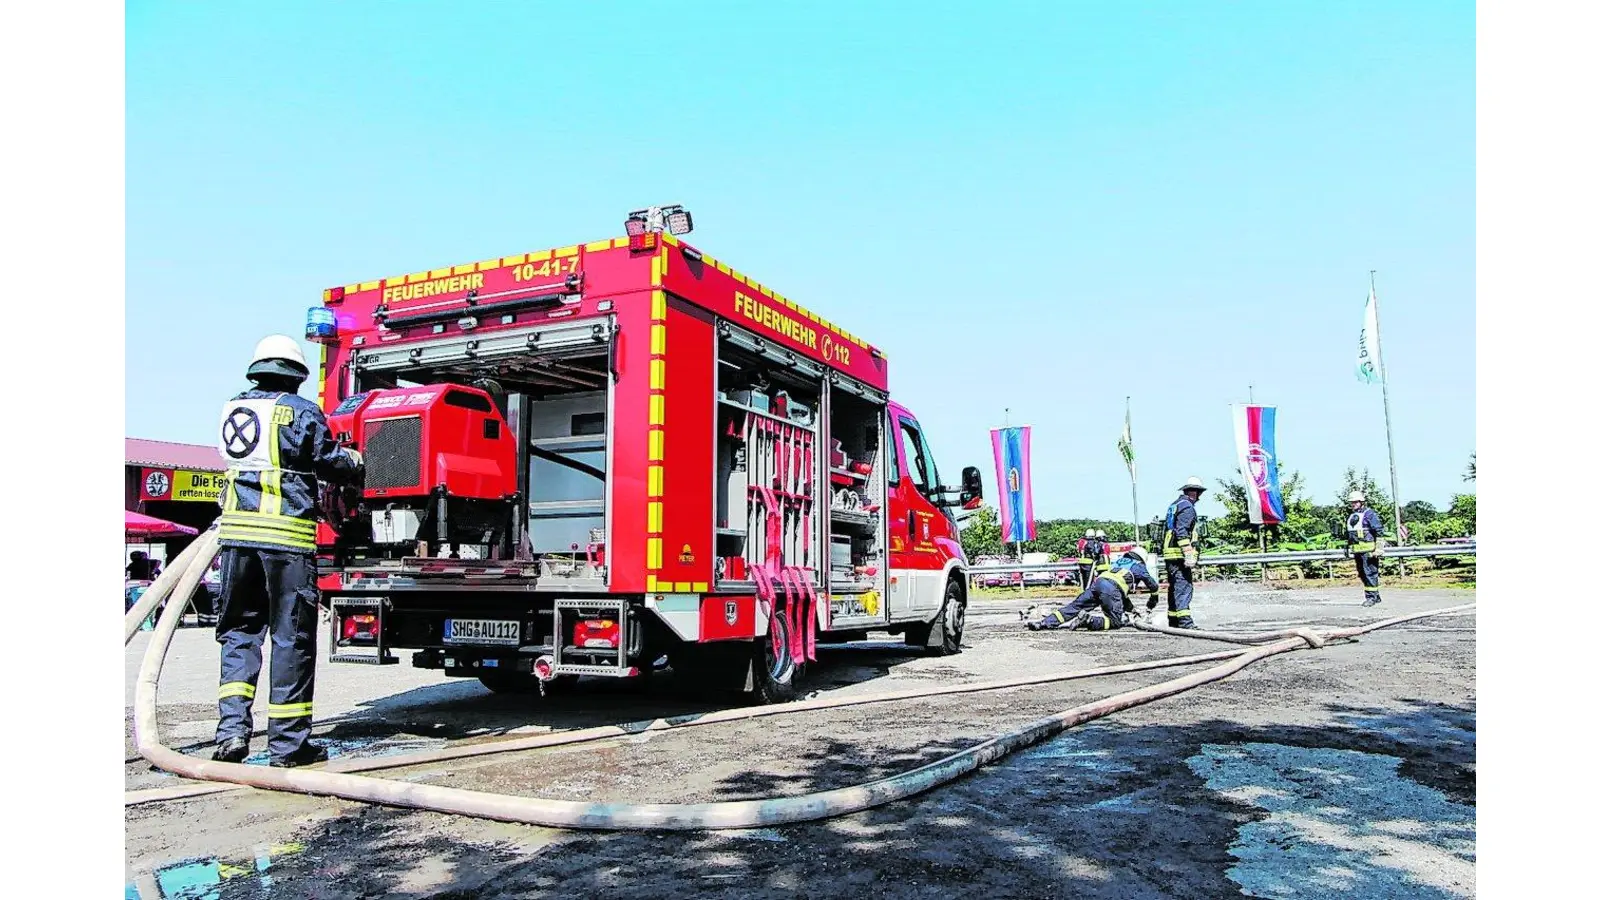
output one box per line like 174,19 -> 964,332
1165,560 -> 1195,624
1060,577 -> 1129,631
214,546 -> 320,759
1354,552 -> 1382,603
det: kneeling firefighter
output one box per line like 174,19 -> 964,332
1027,551 -> 1159,631
211,336 -> 363,767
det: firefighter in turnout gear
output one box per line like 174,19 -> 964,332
1344,491 -> 1385,607
1026,551 -> 1159,631
1158,477 -> 1206,629
1077,529 -> 1097,587
1090,530 -> 1114,580
211,335 -> 362,767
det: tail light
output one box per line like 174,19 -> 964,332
574,618 -> 620,649
342,614 -> 378,642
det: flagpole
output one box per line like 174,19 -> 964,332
1126,396 -> 1140,543
1370,271 -> 1405,559
1004,408 -> 1021,585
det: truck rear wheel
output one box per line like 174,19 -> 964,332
750,613 -> 800,705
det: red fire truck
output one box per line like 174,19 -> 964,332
306,209 -> 984,703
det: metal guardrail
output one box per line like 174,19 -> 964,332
966,542 -> 1476,577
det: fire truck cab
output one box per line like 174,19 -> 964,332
307,211 -> 983,702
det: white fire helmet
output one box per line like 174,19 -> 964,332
247,335 -> 310,381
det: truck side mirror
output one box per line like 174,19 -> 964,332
960,466 -> 983,509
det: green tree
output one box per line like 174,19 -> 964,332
1402,500 -> 1440,524
960,508 -> 1149,560
1339,467 -> 1393,512
1447,493 -> 1476,534
958,506 -> 1004,558
1212,468 -> 1327,551
1464,453 -> 1476,483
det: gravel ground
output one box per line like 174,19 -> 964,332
124,582 -> 1476,899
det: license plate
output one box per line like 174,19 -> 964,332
443,618 -> 521,646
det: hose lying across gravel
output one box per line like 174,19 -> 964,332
127,540 -> 1475,830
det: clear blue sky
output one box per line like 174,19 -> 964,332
127,0 -> 1474,522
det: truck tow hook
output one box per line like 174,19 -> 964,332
533,655 -> 556,696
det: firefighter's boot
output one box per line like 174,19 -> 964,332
270,741 -> 329,768
1362,591 -> 1383,607
212,737 -> 250,763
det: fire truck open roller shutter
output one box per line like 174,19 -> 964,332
718,320 -> 887,405
351,317 -> 615,378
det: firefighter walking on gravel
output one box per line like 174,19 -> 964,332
1157,477 -> 1206,629
1344,491 -> 1386,607
211,335 -> 362,767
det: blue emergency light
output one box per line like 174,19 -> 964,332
305,306 -> 338,342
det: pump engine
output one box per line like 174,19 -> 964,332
321,384 -> 519,560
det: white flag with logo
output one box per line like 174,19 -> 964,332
1356,289 -> 1384,384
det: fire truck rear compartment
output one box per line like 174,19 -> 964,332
712,335 -> 889,609
327,321 -> 657,679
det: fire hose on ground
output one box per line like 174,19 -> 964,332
128,539 -> 1475,831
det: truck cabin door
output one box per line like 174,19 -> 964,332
888,413 -> 953,616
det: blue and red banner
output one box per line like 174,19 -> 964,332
990,426 -> 1036,543
1232,405 -> 1286,526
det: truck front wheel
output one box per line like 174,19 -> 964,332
907,579 -> 966,656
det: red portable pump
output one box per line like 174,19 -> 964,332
322,384 -> 520,559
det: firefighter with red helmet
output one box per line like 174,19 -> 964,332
211,336 -> 362,767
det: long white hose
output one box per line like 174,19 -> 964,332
129,546 -> 1474,830
128,645 -> 1252,806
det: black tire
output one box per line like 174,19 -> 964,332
922,579 -> 967,657
750,612 -> 801,705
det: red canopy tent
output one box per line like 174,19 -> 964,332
126,509 -> 199,538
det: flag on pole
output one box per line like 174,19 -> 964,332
1117,408 -> 1136,481
1232,405 -> 1286,525
1356,289 -> 1384,384
990,426 -> 1036,543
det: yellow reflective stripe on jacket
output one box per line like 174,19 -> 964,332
217,521 -> 316,551
1350,541 -> 1377,553
218,681 -> 256,700
1103,572 -> 1130,595
267,702 -> 313,718
222,469 -> 240,512
1168,609 -> 1192,618
262,410 -> 284,516
218,510 -> 316,536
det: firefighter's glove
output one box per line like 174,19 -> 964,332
1371,543 -> 1384,558
1182,547 -> 1198,568
1146,595 -> 1160,612
345,448 -> 364,468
